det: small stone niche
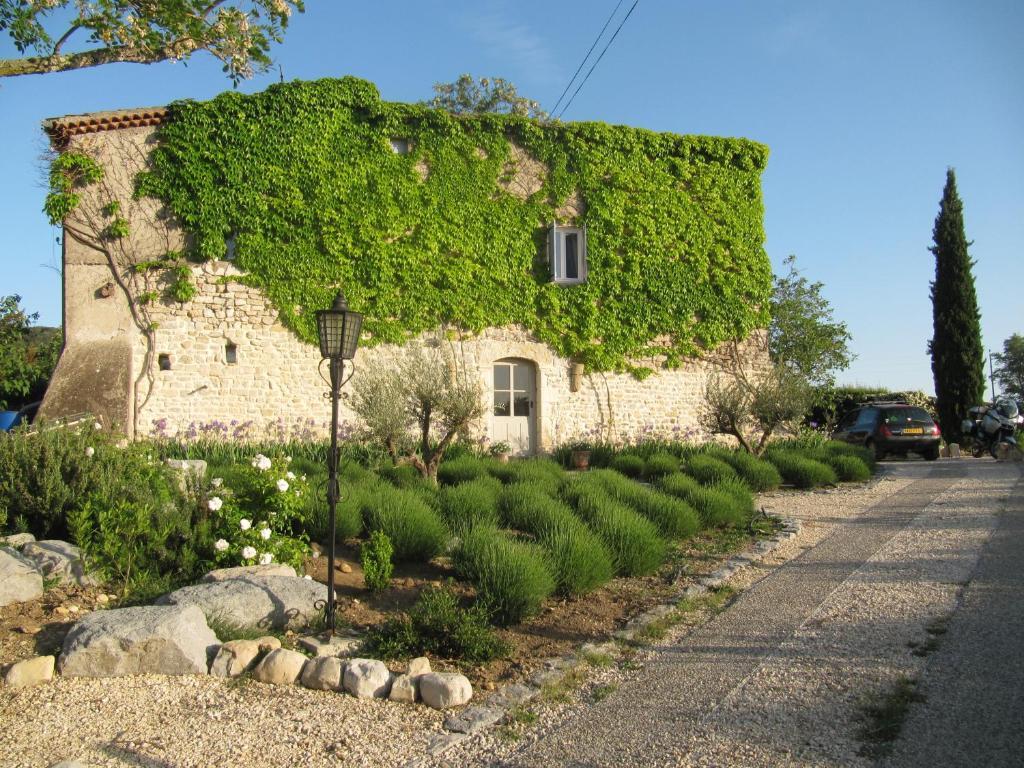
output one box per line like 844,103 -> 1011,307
158,354 -> 171,371
225,342 -> 238,365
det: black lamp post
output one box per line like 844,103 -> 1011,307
315,289 -> 362,632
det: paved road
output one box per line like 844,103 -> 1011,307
486,460 -> 1020,768
885,470 -> 1024,768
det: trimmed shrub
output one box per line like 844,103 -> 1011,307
437,455 -> 488,486
306,476 -> 370,542
503,458 -> 565,497
609,454 -> 645,479
361,484 -> 449,562
657,473 -> 747,528
588,469 -> 699,540
561,481 -> 667,576
438,476 -> 502,535
719,451 -> 782,492
824,454 -> 871,482
643,452 -> 680,479
684,455 -> 738,486
765,450 -> 838,489
481,456 -> 517,484
497,483 -> 613,596
379,463 -> 427,490
824,441 -> 876,473
360,530 -> 394,591
453,526 -> 556,625
711,479 -> 755,518
363,584 -> 510,661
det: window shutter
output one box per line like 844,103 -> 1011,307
581,223 -> 588,281
548,220 -> 559,280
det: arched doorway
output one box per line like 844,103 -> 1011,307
491,358 -> 537,456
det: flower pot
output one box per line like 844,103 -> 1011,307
570,450 -> 591,470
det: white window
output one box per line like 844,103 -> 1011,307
547,222 -> 588,285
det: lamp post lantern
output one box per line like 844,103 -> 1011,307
315,289 -> 362,632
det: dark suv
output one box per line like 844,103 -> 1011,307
832,402 -> 941,461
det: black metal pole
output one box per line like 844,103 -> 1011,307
325,356 -> 343,633
989,352 -> 996,401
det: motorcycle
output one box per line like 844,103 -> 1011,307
961,397 -> 1020,458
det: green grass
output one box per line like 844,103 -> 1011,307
858,677 -> 925,757
591,683 -> 618,702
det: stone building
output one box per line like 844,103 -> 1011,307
39,79 -> 770,454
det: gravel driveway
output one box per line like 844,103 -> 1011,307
434,459 -> 1021,768
2,459 -> 1018,768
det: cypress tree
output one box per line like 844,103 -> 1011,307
928,168 -> 984,443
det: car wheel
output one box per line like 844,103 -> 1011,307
971,443 -> 985,459
924,446 -> 940,461
867,439 -> 885,461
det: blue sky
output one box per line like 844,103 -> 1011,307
2,0 -> 1021,394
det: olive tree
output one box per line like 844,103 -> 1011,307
700,363 -> 813,456
351,345 -> 485,483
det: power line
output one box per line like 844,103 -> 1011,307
556,0 -> 640,121
547,0 -> 627,118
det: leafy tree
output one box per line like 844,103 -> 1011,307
769,255 -> 853,387
0,1 -> 302,81
928,168 -> 984,442
0,294 -> 61,411
992,333 -> 1024,401
352,345 -> 485,484
425,74 -> 548,120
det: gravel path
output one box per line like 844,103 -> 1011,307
884,468 -> 1024,768
431,459 -> 1018,768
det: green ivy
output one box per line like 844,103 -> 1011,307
134,77 -> 771,373
44,151 -> 103,223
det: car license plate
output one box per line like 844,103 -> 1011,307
902,428 -> 924,435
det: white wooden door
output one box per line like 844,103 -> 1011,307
491,359 -> 535,456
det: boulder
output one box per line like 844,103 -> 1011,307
201,564 -> 297,582
300,656 -> 345,691
343,658 -> 392,699
0,547 -> 43,607
252,648 -> 308,685
59,605 -> 217,677
3,655 -> 55,688
209,640 -> 262,678
388,673 -> 419,704
257,636 -> 282,653
419,672 -> 473,709
407,656 -> 431,677
156,575 -> 326,630
0,532 -> 36,549
21,540 -> 97,587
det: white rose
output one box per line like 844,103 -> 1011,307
286,471 -> 296,480
285,456 -> 292,463
259,552 -> 273,565
260,527 -> 271,541
85,446 -> 95,458
257,455 -> 272,471
93,421 -> 102,430
208,497 -> 223,512
242,546 -> 257,560
239,518 -> 252,531
276,479 -> 289,492
210,477 -> 223,488
214,539 -> 229,552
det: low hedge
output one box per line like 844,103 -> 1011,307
588,469 -> 700,540
718,450 -> 782,492
437,455 -> 489,486
453,526 -> 556,625
438,476 -> 503,535
361,484 -> 449,562
684,455 -> 739,486
657,472 -> 749,528
561,481 -> 667,576
763,450 -> 838,489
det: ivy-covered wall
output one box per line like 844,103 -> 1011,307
136,76 -> 770,374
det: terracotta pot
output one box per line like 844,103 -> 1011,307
570,450 -> 591,470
